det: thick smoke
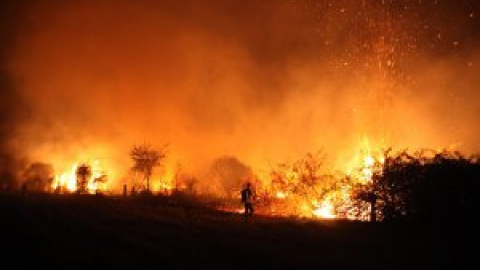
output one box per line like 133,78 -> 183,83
0,1 -> 28,189
3,0 -> 480,191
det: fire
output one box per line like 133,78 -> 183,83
312,199 -> 336,219
52,163 -> 78,192
152,182 -> 174,194
361,155 -> 375,182
307,136 -> 384,219
358,136 -> 384,183
46,136 -> 385,222
149,166 -> 180,194
51,160 -> 108,194
217,136 -> 387,220
275,191 -> 287,199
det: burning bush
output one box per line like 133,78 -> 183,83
259,151 -> 347,218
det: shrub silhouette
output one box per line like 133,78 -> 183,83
354,149 -> 480,222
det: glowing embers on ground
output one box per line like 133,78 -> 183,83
51,160 -> 108,194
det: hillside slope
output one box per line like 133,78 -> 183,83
0,193 -> 473,269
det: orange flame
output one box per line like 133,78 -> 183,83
51,159 -> 109,194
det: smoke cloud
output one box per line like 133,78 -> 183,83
1,1 -> 28,188
2,0 -> 480,190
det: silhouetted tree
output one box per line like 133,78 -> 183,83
22,162 -> 54,192
353,148 -> 480,222
207,156 -> 253,198
76,163 -> 92,194
409,151 -> 480,220
93,174 -> 107,194
130,144 -> 167,193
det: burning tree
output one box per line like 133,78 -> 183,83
76,163 -> 92,194
130,143 -> 167,193
265,150 -> 339,218
269,151 -> 326,196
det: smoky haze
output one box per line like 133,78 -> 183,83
1,1 -> 28,187
3,0 -> 480,190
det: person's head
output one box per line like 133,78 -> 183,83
246,182 -> 251,188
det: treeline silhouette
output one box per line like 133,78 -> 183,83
354,149 -> 480,222
3,147 -> 480,224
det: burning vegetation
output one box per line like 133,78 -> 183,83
11,140 -> 480,223
50,161 -> 107,195
1,0 -> 479,224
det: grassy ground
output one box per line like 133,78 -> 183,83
0,193 -> 474,269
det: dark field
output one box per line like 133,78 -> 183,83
0,193 -> 474,269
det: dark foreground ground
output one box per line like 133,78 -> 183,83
0,193 -> 475,269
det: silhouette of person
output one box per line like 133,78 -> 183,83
21,182 -> 28,196
241,182 -> 254,217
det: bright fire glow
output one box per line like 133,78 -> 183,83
276,191 -> 287,199
47,136 -> 385,221
211,136 -> 387,220
51,160 -> 108,194
312,199 -> 336,219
